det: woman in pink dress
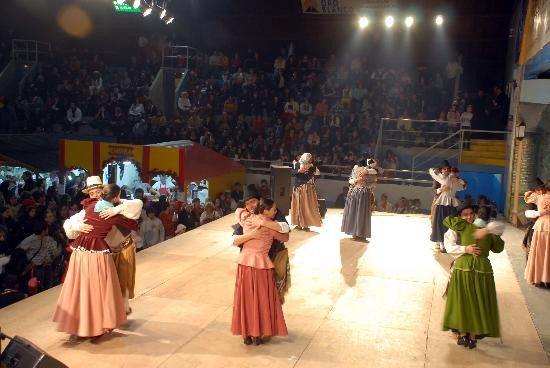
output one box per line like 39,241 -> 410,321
231,198 -> 289,345
53,184 -> 138,338
524,179 -> 550,286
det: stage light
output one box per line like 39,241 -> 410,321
405,16 -> 414,28
143,7 -> 152,16
133,0 -> 140,8
166,16 -> 174,24
385,16 -> 394,28
160,8 -> 166,19
358,17 -> 369,29
435,15 -> 444,26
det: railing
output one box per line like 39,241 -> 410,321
410,129 -> 511,180
237,159 -> 433,186
11,39 -> 51,64
161,45 -> 203,70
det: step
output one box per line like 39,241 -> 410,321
461,150 -> 506,160
470,139 -> 506,147
468,142 -> 506,153
461,156 -> 506,166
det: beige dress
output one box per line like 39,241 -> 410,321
524,191 -> 550,284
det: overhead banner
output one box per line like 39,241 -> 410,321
520,0 -> 550,64
301,0 -> 397,15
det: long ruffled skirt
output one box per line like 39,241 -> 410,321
291,182 -> 322,228
231,265 -> 288,338
53,250 -> 127,337
525,229 -> 550,284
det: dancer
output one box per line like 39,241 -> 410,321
430,160 -> 450,249
232,188 -> 291,303
63,176 -> 142,314
429,165 -> 465,252
442,204 -> 505,349
231,198 -> 289,345
53,184 -> 138,338
524,178 -> 550,287
291,153 -> 322,231
523,178 -> 545,262
341,158 -> 382,242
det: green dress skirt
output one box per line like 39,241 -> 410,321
442,215 -> 505,338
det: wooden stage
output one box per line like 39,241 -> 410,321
0,210 -> 548,367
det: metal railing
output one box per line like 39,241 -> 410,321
237,159 -> 433,186
410,129 -> 511,180
11,39 -> 51,64
161,45 -> 203,70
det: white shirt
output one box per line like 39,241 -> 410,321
443,229 -> 466,258
460,112 -> 473,128
63,199 -> 143,239
140,217 -> 165,247
128,103 -> 145,117
66,107 -> 82,124
429,169 -> 465,207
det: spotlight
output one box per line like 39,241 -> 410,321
160,8 -> 166,19
166,16 -> 174,24
143,7 -> 152,16
435,15 -> 444,26
405,16 -> 414,28
133,0 -> 140,8
358,17 -> 369,29
385,16 -> 394,28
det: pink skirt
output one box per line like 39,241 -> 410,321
231,265 -> 288,338
291,182 -> 322,228
525,230 -> 550,284
53,250 -> 128,337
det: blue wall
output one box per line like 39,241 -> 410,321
459,171 -> 505,211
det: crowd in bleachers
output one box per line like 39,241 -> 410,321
0,38 -> 489,168
0,168 -> 271,306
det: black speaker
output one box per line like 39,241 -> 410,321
318,198 -> 327,219
270,165 -> 292,216
1,336 -> 67,368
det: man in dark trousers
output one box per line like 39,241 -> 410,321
431,160 -> 450,252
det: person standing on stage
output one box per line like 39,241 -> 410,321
524,178 -> 550,287
429,164 -> 465,252
231,198 -> 289,346
291,152 -> 322,231
232,187 -> 291,303
442,204 -> 505,349
523,178 -> 545,262
341,158 -> 382,242
63,176 -> 143,315
54,184 -> 139,338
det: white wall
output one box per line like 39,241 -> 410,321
521,79 -> 550,105
246,174 -> 434,210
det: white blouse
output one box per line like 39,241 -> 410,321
349,165 -> 380,189
429,168 -> 465,207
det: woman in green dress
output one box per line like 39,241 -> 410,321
442,204 -> 505,349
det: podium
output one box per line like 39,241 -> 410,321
270,165 -> 292,216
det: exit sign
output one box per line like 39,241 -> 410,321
113,2 -> 140,13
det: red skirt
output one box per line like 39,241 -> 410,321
231,265 -> 288,338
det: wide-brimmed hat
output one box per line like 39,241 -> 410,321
529,177 -> 545,190
243,184 -> 261,203
82,176 -> 103,193
456,202 -> 476,215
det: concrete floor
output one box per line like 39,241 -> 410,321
0,209 -> 549,367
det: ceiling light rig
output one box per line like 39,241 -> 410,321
133,0 -> 175,24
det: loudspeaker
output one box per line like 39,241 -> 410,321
1,336 -> 67,368
318,198 -> 327,219
270,165 -> 292,216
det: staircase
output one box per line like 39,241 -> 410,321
461,139 -> 506,166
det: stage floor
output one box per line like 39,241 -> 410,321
0,209 -> 548,367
